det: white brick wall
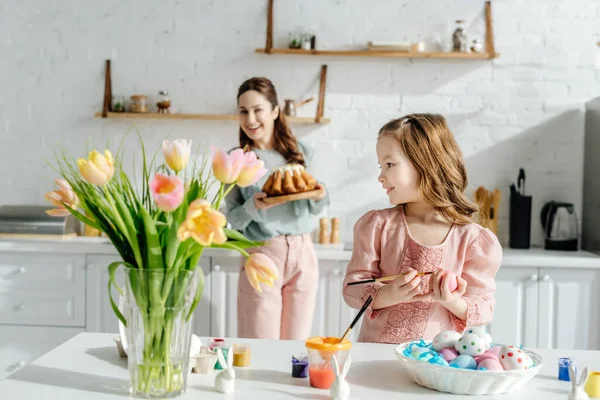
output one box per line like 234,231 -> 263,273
1,0 -> 596,247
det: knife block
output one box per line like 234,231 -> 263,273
509,192 -> 532,249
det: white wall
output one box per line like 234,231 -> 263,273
2,0 -> 598,246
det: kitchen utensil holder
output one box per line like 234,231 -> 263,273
509,192 -> 532,249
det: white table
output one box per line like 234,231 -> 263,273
2,333 -> 599,399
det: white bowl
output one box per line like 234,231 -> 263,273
394,341 -> 544,396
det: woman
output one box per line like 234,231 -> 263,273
225,77 -> 329,340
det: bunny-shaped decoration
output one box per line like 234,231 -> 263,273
568,364 -> 589,400
215,347 -> 235,394
330,354 -> 351,400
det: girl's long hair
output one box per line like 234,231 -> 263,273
378,113 -> 478,225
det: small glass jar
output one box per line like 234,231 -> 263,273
156,90 -> 171,114
470,39 -> 483,53
111,95 -> 125,112
305,336 -> 352,389
452,20 -> 468,52
232,343 -> 251,367
129,95 -> 148,113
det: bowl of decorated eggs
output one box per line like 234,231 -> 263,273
393,327 -> 544,395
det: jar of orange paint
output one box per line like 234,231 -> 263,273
305,336 -> 352,389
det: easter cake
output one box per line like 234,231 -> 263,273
262,164 -> 317,197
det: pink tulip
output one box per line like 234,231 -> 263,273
45,179 -> 79,216
150,173 -> 184,212
237,151 -> 267,187
211,146 -> 244,184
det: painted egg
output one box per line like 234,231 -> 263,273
455,333 -> 486,356
499,345 -> 528,370
438,347 -> 459,362
525,353 -> 535,368
449,355 -> 477,369
477,358 -> 504,371
445,271 -> 459,292
432,330 -> 462,351
475,347 -> 501,363
464,327 -> 493,349
484,345 -> 502,357
411,346 -> 436,362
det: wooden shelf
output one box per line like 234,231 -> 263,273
94,112 -> 330,124
255,48 -> 496,59
260,0 -> 498,60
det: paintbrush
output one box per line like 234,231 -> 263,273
322,295 -> 373,369
339,295 -> 373,343
347,271 -> 433,286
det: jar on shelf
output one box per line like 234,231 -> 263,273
452,20 -> 468,52
111,95 -> 125,112
470,39 -> 483,53
156,90 -> 171,114
129,95 -> 148,113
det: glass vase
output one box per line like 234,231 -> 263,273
124,267 -> 200,398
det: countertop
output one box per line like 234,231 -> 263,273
1,236 -> 600,267
1,332 -> 599,399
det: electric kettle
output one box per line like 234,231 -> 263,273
540,201 -> 578,251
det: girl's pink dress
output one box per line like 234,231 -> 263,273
342,207 -> 502,344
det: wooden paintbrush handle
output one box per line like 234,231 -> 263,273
376,271 -> 432,282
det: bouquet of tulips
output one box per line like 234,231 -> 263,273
45,138 -> 278,397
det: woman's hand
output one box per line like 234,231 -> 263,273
254,192 -> 286,210
311,183 -> 327,201
253,192 -> 279,210
430,268 -> 467,306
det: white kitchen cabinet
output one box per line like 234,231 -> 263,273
537,268 -> 598,350
0,253 -> 86,327
312,260 -> 346,338
491,266 -> 600,350
209,256 -> 241,338
0,326 -> 83,379
488,267 -> 539,348
85,254 -> 212,337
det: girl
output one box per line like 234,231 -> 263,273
342,113 -> 502,343
225,77 -> 329,340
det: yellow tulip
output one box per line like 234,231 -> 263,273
177,199 -> 227,246
77,150 -> 114,185
162,139 -> 192,172
244,253 -> 278,293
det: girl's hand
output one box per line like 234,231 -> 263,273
430,269 -> 467,306
390,269 -> 432,303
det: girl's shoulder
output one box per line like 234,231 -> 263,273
354,207 -> 403,230
455,222 -> 502,252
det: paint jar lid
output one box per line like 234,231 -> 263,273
305,336 -> 352,351
558,358 -> 573,366
292,353 -> 308,364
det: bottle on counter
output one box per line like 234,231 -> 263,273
319,217 -> 330,244
330,217 -> 340,244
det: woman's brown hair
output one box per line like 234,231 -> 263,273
237,77 -> 305,166
378,113 -> 479,225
